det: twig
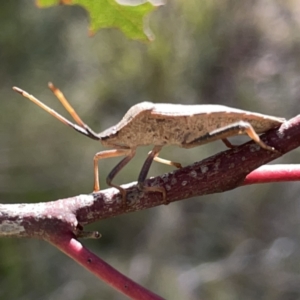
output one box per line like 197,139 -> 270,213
0,114 -> 299,299
48,233 -> 164,300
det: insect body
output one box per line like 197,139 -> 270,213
13,84 -> 285,205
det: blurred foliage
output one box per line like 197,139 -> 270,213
37,0 -> 157,41
1,0 -> 300,299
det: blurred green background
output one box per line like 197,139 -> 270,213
1,1 -> 300,299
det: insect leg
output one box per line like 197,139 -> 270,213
94,148 -> 135,206
137,146 -> 169,205
221,138 -> 237,148
154,156 -> 182,168
184,121 -> 277,151
138,146 -> 162,184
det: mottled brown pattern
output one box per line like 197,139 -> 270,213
99,103 -> 285,148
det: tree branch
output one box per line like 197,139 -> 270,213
0,114 -> 299,299
1,115 -> 300,237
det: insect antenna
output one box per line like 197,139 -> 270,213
12,85 -> 100,141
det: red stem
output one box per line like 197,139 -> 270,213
48,234 -> 164,300
244,164 -> 300,184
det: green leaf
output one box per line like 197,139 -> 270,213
36,0 -> 158,41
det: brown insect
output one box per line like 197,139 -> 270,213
13,83 -> 285,205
